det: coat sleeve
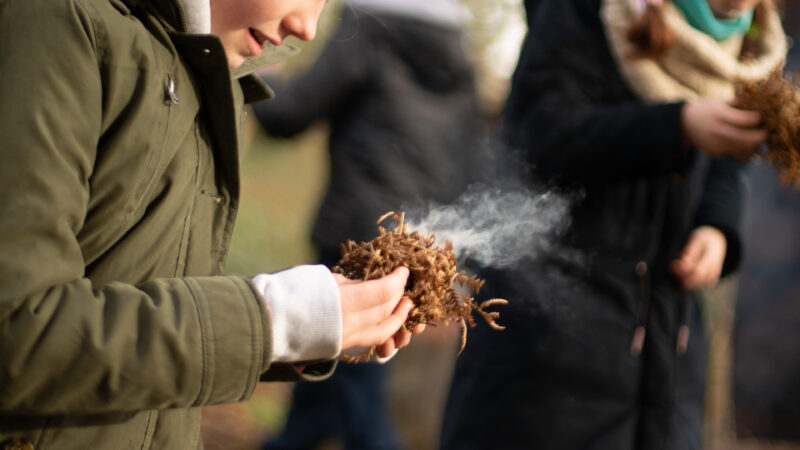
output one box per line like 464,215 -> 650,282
504,0 -> 692,183
0,0 -> 324,416
693,157 -> 747,277
252,11 -> 370,137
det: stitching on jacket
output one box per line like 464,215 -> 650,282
74,0 -> 101,62
138,410 -> 156,450
238,278 -> 262,401
184,278 -> 214,406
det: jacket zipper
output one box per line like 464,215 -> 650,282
630,261 -> 651,356
166,75 -> 181,105
676,296 -> 690,355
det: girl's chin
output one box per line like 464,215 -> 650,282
227,53 -> 246,69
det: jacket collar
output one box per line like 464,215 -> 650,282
125,0 -> 285,100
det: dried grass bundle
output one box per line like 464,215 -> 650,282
734,70 -> 800,185
334,211 -> 508,362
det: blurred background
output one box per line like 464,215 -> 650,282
201,1 -> 800,449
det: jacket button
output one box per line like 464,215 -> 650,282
635,261 -> 648,277
1,437 -> 34,450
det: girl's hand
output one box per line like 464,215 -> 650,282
681,99 -> 767,159
336,267 -> 424,358
670,226 -> 727,290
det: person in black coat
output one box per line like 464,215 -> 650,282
253,0 -> 486,270
733,0 -> 800,439
254,1 -> 488,448
440,0 -> 787,449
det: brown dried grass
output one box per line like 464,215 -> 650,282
734,70 -> 800,185
333,211 -> 507,362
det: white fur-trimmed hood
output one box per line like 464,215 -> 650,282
178,0 -> 471,34
179,0 -> 211,34
346,0 -> 470,28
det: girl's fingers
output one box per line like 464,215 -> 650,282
673,239 -> 703,276
393,327 -> 413,349
342,293 -> 410,339
338,267 -> 421,352
333,273 -> 361,285
674,229 -> 725,290
343,298 -> 414,350
681,270 -> 706,289
377,298 -> 414,339
670,259 -> 688,278
721,125 -> 768,152
677,259 -> 711,289
376,338 -> 397,358
722,106 -> 763,128
339,266 -> 410,341
682,266 -> 717,290
341,266 -> 409,312
689,248 -> 722,289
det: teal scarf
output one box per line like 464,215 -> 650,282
672,0 -> 754,41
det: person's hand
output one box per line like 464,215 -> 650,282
681,99 -> 767,159
336,267 -> 425,358
670,226 -> 727,290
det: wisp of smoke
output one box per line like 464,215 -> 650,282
406,185 -> 572,268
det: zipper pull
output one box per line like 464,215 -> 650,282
165,75 -> 181,105
630,325 -> 646,356
676,324 -> 690,355
201,189 -> 225,204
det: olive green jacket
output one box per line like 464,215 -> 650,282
0,0 -> 332,448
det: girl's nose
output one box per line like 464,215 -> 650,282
282,4 -> 324,42
288,18 -> 316,41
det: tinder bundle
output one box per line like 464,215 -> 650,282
734,70 -> 800,185
334,212 -> 507,362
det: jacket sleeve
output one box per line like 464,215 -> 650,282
504,0 -> 691,183
0,0 -> 326,416
693,157 -> 747,277
252,12 -> 369,137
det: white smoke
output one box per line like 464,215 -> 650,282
405,185 -> 572,268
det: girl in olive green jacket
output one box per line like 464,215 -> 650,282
0,0 -> 422,448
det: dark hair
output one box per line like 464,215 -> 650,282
741,2 -> 773,60
626,1 -> 675,59
626,0 -> 772,60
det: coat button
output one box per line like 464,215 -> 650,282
1,437 -> 34,450
635,261 -> 648,277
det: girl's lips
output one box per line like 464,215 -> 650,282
247,28 -> 264,57
247,28 -> 279,57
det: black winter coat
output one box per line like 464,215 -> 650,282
253,6 -> 487,264
440,0 -> 744,449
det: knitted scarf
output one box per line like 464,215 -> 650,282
672,0 -> 753,41
601,0 -> 787,102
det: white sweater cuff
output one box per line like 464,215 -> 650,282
252,265 -> 342,362
342,347 -> 399,364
